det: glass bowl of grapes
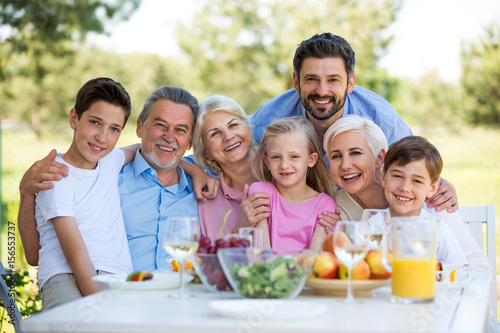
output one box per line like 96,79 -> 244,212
217,248 -> 318,299
192,235 -> 251,292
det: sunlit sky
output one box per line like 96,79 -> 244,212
89,0 -> 500,83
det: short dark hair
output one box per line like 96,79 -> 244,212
138,86 -> 199,136
74,77 -> 132,126
293,33 -> 355,81
384,136 -> 443,183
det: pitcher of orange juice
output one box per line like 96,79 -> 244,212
382,217 -> 439,304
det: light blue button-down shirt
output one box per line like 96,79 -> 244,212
250,86 -> 413,145
118,150 -> 198,272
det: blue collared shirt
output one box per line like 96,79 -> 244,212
250,86 -> 413,145
118,150 -> 199,272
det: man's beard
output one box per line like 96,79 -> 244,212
144,151 -> 178,172
301,87 -> 348,121
143,140 -> 180,172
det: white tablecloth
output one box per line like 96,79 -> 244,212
22,271 -> 491,333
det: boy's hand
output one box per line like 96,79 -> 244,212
426,177 -> 458,213
19,149 -> 69,196
318,208 -> 342,234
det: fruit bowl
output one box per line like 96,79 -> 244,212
192,253 -> 232,292
192,235 -> 251,292
306,277 -> 390,297
217,248 -> 317,299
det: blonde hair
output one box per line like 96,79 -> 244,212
252,117 -> 334,197
192,95 -> 254,173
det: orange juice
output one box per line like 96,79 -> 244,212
392,257 -> 436,301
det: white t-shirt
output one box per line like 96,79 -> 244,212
36,149 -> 133,288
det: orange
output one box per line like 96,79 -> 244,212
171,260 -> 193,272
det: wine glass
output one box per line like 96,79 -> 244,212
333,221 -> 371,303
360,209 -> 391,249
162,216 -> 200,298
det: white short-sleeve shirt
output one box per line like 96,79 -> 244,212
36,149 -> 133,288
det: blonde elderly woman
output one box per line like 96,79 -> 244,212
192,95 -> 270,242
321,115 -> 490,272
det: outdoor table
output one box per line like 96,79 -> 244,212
22,271 -> 491,333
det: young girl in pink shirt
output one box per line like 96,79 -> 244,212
250,117 -> 336,250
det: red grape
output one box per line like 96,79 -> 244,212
217,240 -> 231,249
199,235 -> 211,248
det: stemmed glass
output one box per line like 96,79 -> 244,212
361,209 -> 391,249
333,221 -> 371,303
162,217 -> 200,298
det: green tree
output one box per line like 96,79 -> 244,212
176,0 -> 401,114
0,0 -> 141,135
461,22 -> 500,126
0,47 -> 200,133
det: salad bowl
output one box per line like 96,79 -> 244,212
217,248 -> 317,299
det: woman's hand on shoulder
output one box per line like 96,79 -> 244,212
318,208 -> 342,234
20,149 -> 68,196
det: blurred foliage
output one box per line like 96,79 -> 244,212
0,0 -> 141,135
0,48 -> 200,132
176,0 -> 402,114
0,270 -> 42,316
461,22 -> 500,126
391,70 -> 465,130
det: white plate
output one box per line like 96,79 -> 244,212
92,272 -> 193,290
209,299 -> 328,321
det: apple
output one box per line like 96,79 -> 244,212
322,234 -> 334,254
339,260 -> 370,280
365,249 -> 392,279
323,232 -> 352,256
313,252 -> 340,279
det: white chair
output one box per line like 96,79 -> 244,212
458,205 -> 497,323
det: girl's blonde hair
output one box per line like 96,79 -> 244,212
193,94 -> 254,173
252,117 -> 334,197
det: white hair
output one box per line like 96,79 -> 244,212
192,95 -> 253,172
323,115 -> 388,158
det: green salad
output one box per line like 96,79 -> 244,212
228,257 -> 308,299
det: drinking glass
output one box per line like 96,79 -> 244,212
360,209 -> 391,249
381,217 -> 439,304
333,221 -> 371,303
162,216 -> 200,298
239,227 -> 265,248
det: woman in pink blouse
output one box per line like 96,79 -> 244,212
192,95 -> 270,242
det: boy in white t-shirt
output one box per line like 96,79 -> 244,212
381,136 -> 468,266
35,78 -> 139,310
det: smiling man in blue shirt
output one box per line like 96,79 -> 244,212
251,33 -> 412,148
118,86 -> 199,271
